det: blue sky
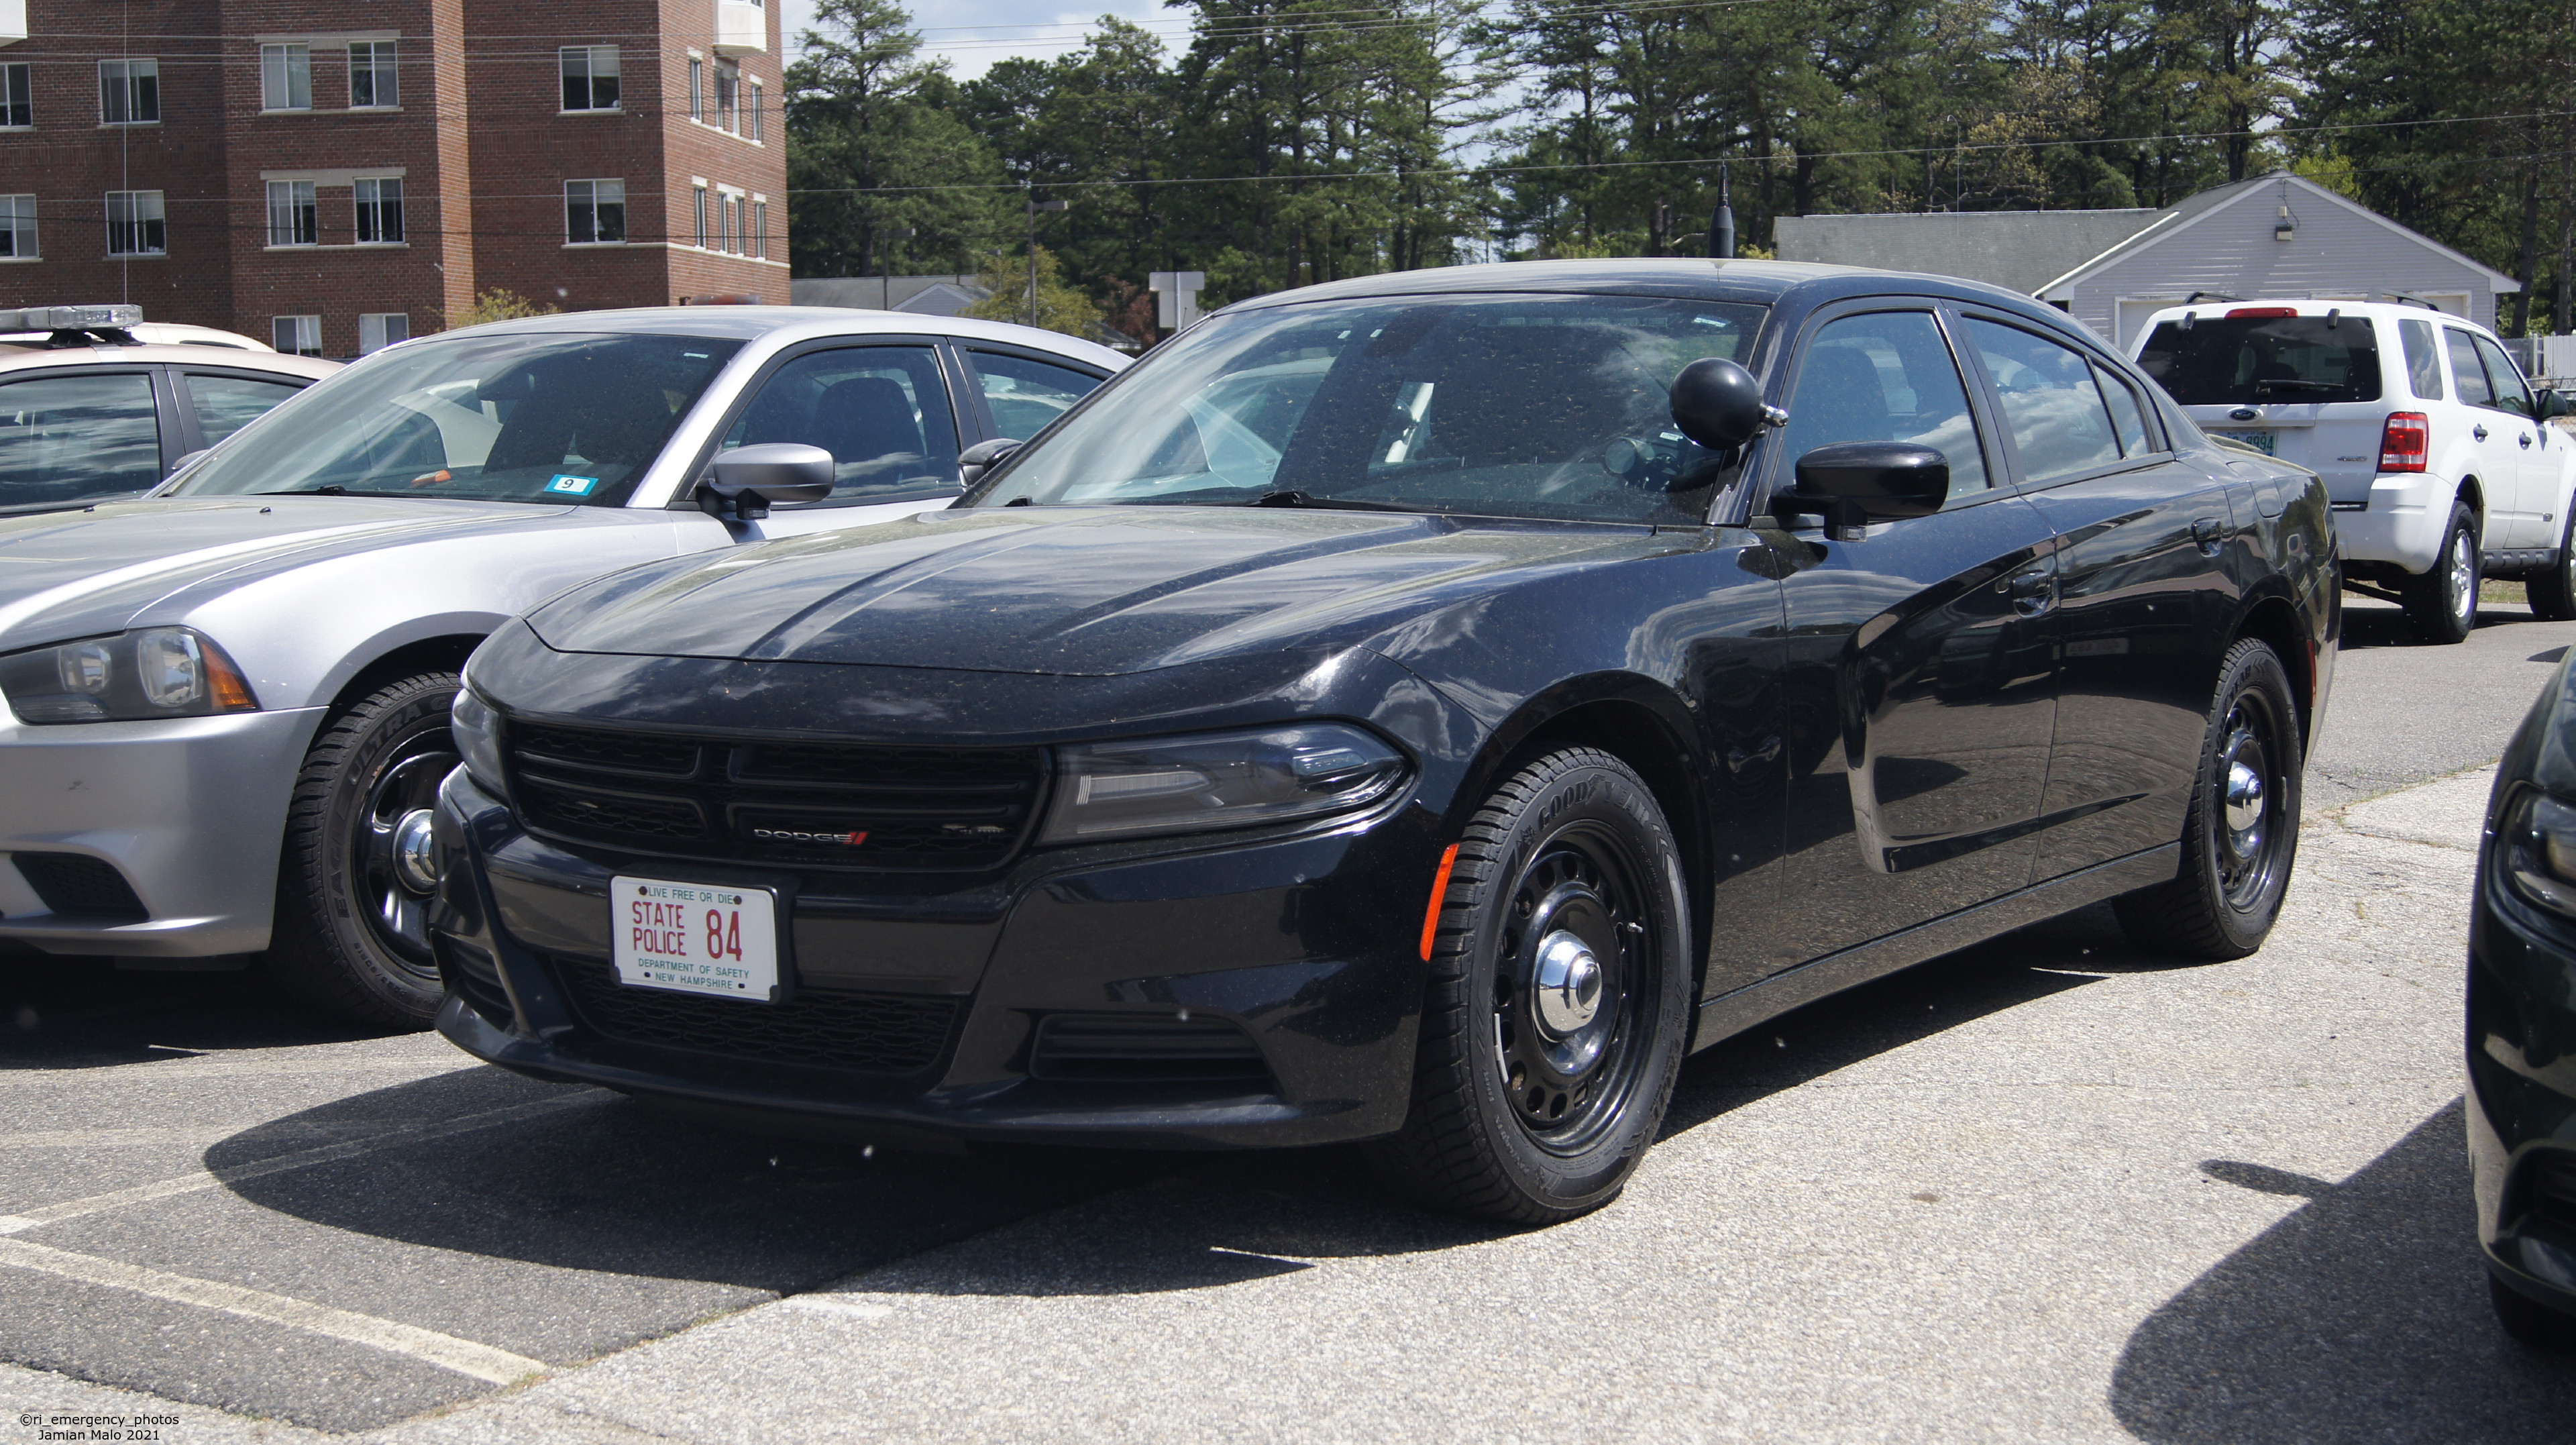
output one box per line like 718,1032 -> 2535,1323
775,0 -> 1175,79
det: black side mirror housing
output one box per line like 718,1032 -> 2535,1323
958,437 -> 1024,488
1772,441 -> 1949,539
2541,388 -> 2571,421
1669,358 -> 1771,451
698,443 -> 835,521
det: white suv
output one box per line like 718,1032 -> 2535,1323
2132,299 -> 2575,642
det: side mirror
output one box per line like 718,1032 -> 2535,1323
1669,358 -> 1774,451
2541,389 -> 2571,421
698,443 -> 835,521
958,437 -> 1024,488
1772,441 -> 1949,540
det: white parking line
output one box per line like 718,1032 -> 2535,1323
0,1091 -> 601,1236
0,1237 -> 544,1384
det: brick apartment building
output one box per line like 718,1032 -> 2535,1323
0,0 -> 786,358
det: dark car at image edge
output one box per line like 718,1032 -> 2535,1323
426,259 -> 2340,1222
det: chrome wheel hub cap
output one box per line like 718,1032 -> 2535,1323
2451,533 -> 2475,620
1532,930 -> 1603,1036
2223,759 -> 2265,859
391,808 -> 441,894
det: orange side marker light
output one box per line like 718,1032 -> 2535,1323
1419,843 -> 1461,961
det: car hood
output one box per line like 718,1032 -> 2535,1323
527,506 -> 1672,676
0,495 -> 568,650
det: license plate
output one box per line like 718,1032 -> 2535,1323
2213,429 -> 2277,456
610,876 -> 782,1003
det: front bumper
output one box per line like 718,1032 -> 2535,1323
429,766 -> 1438,1149
2332,473 -> 2452,574
2467,847 -> 2576,1322
0,707 -> 323,956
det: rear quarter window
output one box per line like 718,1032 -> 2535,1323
2137,316 -> 2383,405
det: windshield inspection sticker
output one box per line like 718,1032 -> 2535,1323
546,474 -> 600,496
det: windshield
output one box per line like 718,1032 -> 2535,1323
171,331 -> 743,503
2136,315 -> 2382,406
969,294 -> 1766,525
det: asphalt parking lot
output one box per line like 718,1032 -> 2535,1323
5,592 -> 2576,1442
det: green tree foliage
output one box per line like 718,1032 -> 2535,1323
784,0 -> 2574,334
960,246 -> 1108,335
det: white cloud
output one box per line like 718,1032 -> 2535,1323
776,0 -> 1175,81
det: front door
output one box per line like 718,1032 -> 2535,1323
710,342 -> 974,541
1766,306 -> 2061,969
2468,331 -> 2567,553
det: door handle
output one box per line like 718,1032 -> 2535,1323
2522,433 -> 2534,449
2002,565 -> 2055,616
2475,424 -> 2491,442
1725,734 -> 1783,774
2192,516 -> 2226,555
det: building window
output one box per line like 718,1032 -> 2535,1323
693,186 -> 708,248
272,316 -> 322,357
715,62 -> 738,133
0,195 -> 36,259
753,200 -> 767,260
350,42 -> 398,108
359,313 -> 409,354
99,60 -> 160,125
261,44 -> 311,112
1,64 -> 30,128
688,57 -> 702,122
747,80 -> 762,142
105,191 -> 164,254
560,46 -> 619,111
266,180 -> 317,246
354,177 -> 403,244
566,178 -> 625,244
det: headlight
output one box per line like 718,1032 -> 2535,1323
1039,723 -> 1407,844
0,628 -> 258,725
450,682 -> 507,799
2502,788 -> 2576,918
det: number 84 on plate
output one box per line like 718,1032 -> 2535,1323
610,876 -> 783,1003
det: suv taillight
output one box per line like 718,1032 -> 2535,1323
2379,412 -> 2430,473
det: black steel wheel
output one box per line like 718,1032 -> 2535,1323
2403,500 -> 2479,643
2115,639 -> 2302,961
266,671 -> 460,1027
2529,512 -> 2576,621
1367,747 -> 1689,1223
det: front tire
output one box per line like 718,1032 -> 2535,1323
265,672 -> 460,1028
2528,511 -> 2576,621
2403,500 -> 2480,643
2115,639 -> 2302,961
1366,748 -> 1690,1224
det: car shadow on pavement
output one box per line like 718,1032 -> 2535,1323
2111,1100 -> 2576,1444
2339,597 -> 2532,652
0,944 -> 404,1067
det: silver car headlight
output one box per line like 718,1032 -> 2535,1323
1039,723 -> 1407,844
450,682 -> 508,800
0,628 -> 260,725
2501,788 -> 2576,918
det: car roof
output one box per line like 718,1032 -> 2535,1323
2135,297 -> 2481,329
448,306 -> 1130,370
0,343 -> 341,378
1215,258 -> 2055,315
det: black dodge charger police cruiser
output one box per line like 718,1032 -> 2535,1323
427,260 -> 2339,1222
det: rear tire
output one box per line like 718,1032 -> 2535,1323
2491,1273 -> 2576,1349
1365,748 -> 1690,1224
2528,511 -> 2576,621
264,672 -> 460,1028
2114,639 -> 2302,961
2403,500 -> 2479,643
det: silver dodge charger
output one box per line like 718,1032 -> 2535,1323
0,307 -> 1123,1024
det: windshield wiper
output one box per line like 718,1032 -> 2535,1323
2251,378 -> 2340,393
1246,489 -> 1422,513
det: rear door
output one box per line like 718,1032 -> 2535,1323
1766,302 -> 2061,968
0,366 -> 174,512
172,366 -> 313,451
956,345 -> 1114,444
1970,312 -> 2244,882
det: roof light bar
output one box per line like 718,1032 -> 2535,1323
0,305 -> 145,331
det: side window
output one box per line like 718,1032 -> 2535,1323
1962,317 -> 2122,483
2446,328 -> 2496,409
0,372 -> 164,507
2092,363 -> 2152,456
723,345 -> 961,505
1776,311 -> 1988,500
965,351 -> 1105,440
2400,319 -> 2444,400
182,373 -> 304,448
2473,335 -> 2535,418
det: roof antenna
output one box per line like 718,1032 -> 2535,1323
2326,307 -> 2341,328
1708,161 -> 1735,262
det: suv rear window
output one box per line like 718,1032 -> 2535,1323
2136,315 -> 2383,405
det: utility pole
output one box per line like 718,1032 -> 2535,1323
1023,183 -> 1069,328
1708,160 -> 1735,262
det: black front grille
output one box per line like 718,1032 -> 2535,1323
551,954 -> 958,1075
12,853 -> 146,921
2532,1153 -> 2576,1232
1030,1012 -> 1273,1085
504,720 -> 1046,872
